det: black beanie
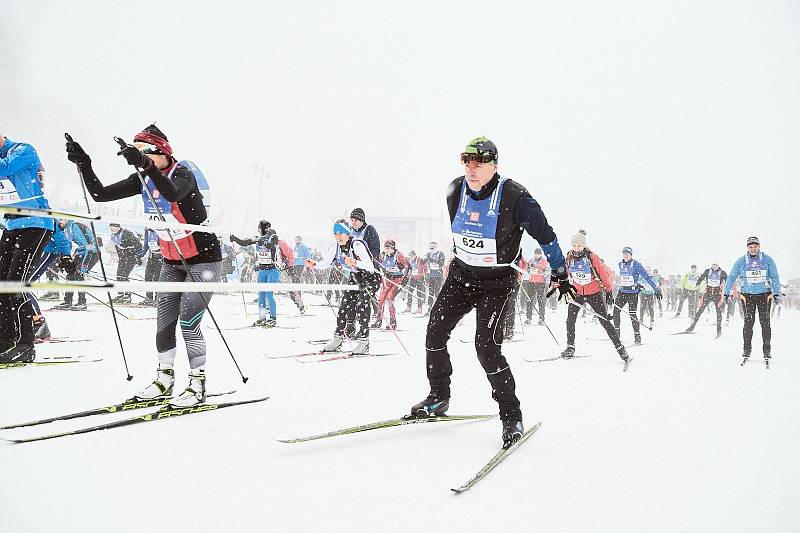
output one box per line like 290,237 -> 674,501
350,208 -> 365,222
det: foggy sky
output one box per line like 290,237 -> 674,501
2,0 -> 799,278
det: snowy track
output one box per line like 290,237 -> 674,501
2,295 -> 798,532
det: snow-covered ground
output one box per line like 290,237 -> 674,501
2,292 -> 798,532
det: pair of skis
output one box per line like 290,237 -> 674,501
0,391 -> 267,443
265,350 -> 396,363
0,356 -> 102,370
276,413 -> 541,493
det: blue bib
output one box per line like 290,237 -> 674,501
707,269 -> 722,288
382,254 -> 402,275
619,261 -> 635,286
451,177 -> 507,267
569,256 -> 593,286
744,254 -> 767,284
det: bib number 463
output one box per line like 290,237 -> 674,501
462,237 -> 484,249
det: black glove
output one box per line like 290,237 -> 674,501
547,267 -> 577,301
229,234 -> 237,243
117,144 -> 151,168
605,291 -> 613,307
65,133 -> 91,165
655,289 -> 663,301
59,255 -> 75,272
136,257 -> 143,266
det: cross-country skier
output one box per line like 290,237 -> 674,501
403,250 -> 427,313
349,208 -> 380,321
307,220 -> 375,355
675,265 -> 701,317
424,241 -> 446,315
0,132 -> 54,363
372,239 -> 409,330
141,228 -> 162,306
65,124 -> 222,407
614,247 -> 661,345
724,237 -> 780,362
292,236 -> 312,284
638,266 -> 657,328
108,222 -> 142,304
231,221 -> 281,328
519,247 -> 548,325
53,219 -> 98,311
410,137 -> 570,449
561,231 -> 630,362
685,262 -> 727,337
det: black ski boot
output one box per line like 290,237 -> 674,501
0,344 -> 35,363
409,395 -> 449,418
634,333 -> 642,345
502,419 -> 525,449
561,346 -> 575,358
616,344 -> 630,360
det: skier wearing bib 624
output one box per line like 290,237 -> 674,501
411,137 -> 570,449
65,125 -> 222,407
724,237 -> 780,362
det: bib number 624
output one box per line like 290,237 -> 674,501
462,237 -> 484,249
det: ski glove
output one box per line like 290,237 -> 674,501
65,133 -> 91,165
547,268 -> 576,301
655,289 -> 663,301
117,145 -> 152,169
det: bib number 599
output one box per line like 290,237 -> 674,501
462,237 -> 484,249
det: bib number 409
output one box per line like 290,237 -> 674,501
462,237 -> 484,249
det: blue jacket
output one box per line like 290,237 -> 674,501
724,252 -> 779,296
0,138 -> 53,231
293,242 -> 312,266
618,259 -> 659,294
62,220 -> 94,264
43,225 -> 72,255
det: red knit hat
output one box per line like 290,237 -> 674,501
133,124 -> 173,156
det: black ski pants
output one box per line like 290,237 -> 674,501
0,227 -> 52,345
406,277 -> 426,308
742,293 -> 772,357
424,275 -> 521,422
522,281 -> 546,321
613,291 -> 641,336
64,251 -> 99,305
566,292 -> 621,348
336,280 -> 371,340
676,289 -> 698,317
426,272 -> 444,309
691,290 -> 723,331
144,251 -> 163,300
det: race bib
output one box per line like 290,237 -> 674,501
707,278 -> 721,287
452,233 -> 498,267
745,269 -> 766,284
620,274 -> 635,286
0,179 -> 21,205
572,271 -> 592,286
429,263 -> 441,271
257,249 -> 274,265
148,239 -> 160,252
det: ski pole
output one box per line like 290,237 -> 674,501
67,133 -> 132,381
516,281 -> 560,347
114,136 -> 248,383
369,286 -> 411,357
